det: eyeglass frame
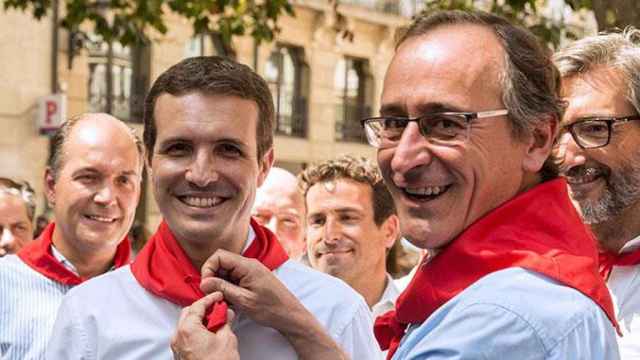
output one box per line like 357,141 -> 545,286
360,109 -> 509,149
562,114 -> 640,149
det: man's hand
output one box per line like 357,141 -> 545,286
200,249 -> 305,330
200,250 -> 349,360
171,292 -> 239,360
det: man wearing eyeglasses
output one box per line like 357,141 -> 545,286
367,10 -> 620,359
554,28 -> 640,358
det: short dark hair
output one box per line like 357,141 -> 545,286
397,10 -> 563,180
298,155 -> 396,226
48,114 -> 144,180
143,56 -> 275,163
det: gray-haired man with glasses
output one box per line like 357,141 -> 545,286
555,27 -> 640,358
366,10 -> 619,360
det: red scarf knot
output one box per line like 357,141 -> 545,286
374,179 -> 619,359
17,222 -> 131,286
131,218 -> 288,332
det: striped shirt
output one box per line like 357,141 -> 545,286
0,253 -> 73,359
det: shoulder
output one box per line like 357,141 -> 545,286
0,254 -> 34,278
275,260 -> 364,303
462,268 -> 610,331
275,260 -> 372,337
397,268 -> 619,359
64,265 -> 135,298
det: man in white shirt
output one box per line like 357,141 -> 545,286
252,167 -> 306,260
299,155 -> 401,317
47,56 -> 379,360
0,114 -> 143,359
554,27 -> 640,358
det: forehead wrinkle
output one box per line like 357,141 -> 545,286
384,24 -> 505,114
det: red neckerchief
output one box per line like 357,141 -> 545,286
374,179 -> 619,359
130,218 -> 288,332
599,247 -> 640,281
17,222 -> 132,286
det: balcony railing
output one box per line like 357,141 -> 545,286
339,0 -> 424,17
276,97 -> 307,138
335,102 -> 371,143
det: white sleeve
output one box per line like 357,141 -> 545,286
46,291 -> 96,360
334,301 -> 383,360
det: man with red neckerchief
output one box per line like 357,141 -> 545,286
47,56 -> 378,360
0,113 -> 143,359
366,10 -> 620,359
554,28 -> 640,358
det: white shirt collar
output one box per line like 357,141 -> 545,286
50,244 -> 80,276
241,224 -> 256,254
371,273 -> 401,317
620,234 -> 640,254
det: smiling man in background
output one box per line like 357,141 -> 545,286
0,113 -> 143,359
299,155 -> 400,318
252,167 -> 306,259
554,28 -> 640,358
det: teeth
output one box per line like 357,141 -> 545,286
181,196 -> 223,208
87,215 -> 115,223
406,186 -> 446,196
569,167 -> 602,184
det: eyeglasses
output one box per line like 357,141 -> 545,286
360,109 -> 509,149
562,115 -> 640,149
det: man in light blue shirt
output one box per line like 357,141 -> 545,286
365,10 -> 620,359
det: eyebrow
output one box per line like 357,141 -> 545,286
158,136 -> 248,149
380,102 -> 466,117
307,207 -> 364,218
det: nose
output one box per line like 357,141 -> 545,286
390,122 -> 434,187
0,228 -> 15,252
265,216 -> 278,234
93,183 -> 116,206
322,217 -> 342,246
185,150 -> 218,188
556,131 -> 587,172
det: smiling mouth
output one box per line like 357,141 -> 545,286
566,167 -> 605,186
84,214 -> 117,223
402,184 -> 452,202
178,196 -> 226,208
317,250 -> 352,257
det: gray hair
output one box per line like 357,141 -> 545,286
0,178 -> 36,222
554,27 -> 640,115
397,10 -> 563,179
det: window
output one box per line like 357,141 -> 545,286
87,35 -> 150,122
264,45 -> 309,137
334,57 -> 373,142
184,35 -> 205,58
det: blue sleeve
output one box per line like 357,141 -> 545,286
394,302 -> 619,360
395,303 -> 547,360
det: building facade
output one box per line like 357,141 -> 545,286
0,0 -> 416,231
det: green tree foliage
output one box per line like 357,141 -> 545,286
2,0 -> 294,46
565,0 -> 640,31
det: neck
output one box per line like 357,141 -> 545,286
349,266 -> 388,309
51,228 -> 119,279
591,203 -> 640,253
177,227 -> 249,271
